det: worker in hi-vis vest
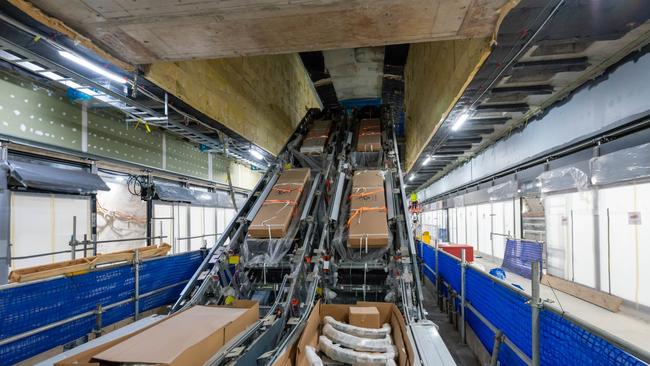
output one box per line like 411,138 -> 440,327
409,192 -> 419,211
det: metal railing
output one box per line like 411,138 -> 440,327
421,241 -> 650,365
0,251 -> 196,347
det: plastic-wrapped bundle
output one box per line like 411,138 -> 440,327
350,151 -> 383,169
318,336 -> 396,366
323,316 -> 391,339
305,345 -> 324,366
331,178 -> 391,262
322,324 -> 393,353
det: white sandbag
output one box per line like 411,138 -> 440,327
318,336 -> 397,365
305,345 -> 324,366
323,315 -> 391,339
322,324 -> 394,353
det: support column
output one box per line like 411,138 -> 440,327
145,173 -> 154,246
0,142 -> 10,284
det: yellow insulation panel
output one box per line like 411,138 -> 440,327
145,54 -> 320,155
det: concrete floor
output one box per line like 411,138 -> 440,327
422,282 -> 481,366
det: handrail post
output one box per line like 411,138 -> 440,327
134,249 -> 141,321
490,330 -> 504,366
531,261 -> 541,366
435,241 -> 441,308
70,216 -> 77,260
460,248 -> 466,345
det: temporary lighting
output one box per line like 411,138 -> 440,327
250,149 -> 264,160
59,51 -> 127,84
451,112 -> 470,131
423,155 -> 433,166
409,175 -> 416,182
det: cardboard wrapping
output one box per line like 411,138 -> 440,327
356,119 -> 382,152
301,119 -> 332,154
347,170 -> 389,248
56,301 -> 259,366
291,301 -> 414,366
349,306 -> 381,329
249,168 -> 310,238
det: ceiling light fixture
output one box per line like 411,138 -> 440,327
423,155 -> 433,165
59,51 -> 127,84
451,111 -> 470,131
249,149 -> 264,160
409,175 -> 416,182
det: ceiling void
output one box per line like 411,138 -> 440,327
323,47 -> 384,102
18,0 -> 512,64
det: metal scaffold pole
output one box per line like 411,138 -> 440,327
531,261 -> 541,366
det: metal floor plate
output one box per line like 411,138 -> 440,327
410,321 -> 457,366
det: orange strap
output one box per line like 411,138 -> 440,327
263,199 -> 298,206
305,135 -> 328,141
272,186 -> 303,194
347,206 -> 387,226
349,188 -> 383,199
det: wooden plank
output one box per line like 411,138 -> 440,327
8,244 -> 171,283
542,274 -> 624,313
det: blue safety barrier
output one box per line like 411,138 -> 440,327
415,241 -> 647,366
0,251 -> 203,365
501,239 -> 543,279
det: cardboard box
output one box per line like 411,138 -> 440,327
56,301 -> 259,366
348,170 -> 389,248
352,170 -> 384,188
292,301 -> 414,366
360,118 -> 380,129
347,210 -> 389,248
356,133 -> 381,152
249,168 -> 310,238
349,306 -> 381,329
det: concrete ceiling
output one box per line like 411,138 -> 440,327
19,0 -> 512,64
323,47 -> 384,101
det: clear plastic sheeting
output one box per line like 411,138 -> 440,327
536,166 -> 589,195
240,178 -> 312,265
350,151 -> 383,169
7,160 -> 109,194
153,183 -> 236,208
332,179 -> 391,262
487,180 -> 518,201
590,142 -> 650,185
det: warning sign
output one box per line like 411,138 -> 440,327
628,211 -> 642,225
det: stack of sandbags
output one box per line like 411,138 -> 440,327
300,119 -> 332,154
347,170 -> 389,249
249,168 -> 310,239
307,306 -> 397,366
356,118 -> 381,152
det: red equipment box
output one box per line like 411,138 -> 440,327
440,244 -> 474,262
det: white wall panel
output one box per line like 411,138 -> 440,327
10,193 -> 90,269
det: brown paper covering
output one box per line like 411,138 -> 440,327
249,168 -> 310,238
347,170 -> 389,248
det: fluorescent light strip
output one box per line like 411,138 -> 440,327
17,61 -> 44,72
0,49 -> 21,61
451,112 -> 470,131
40,71 -> 64,80
422,155 -> 432,166
249,149 -> 264,160
60,80 -> 82,89
59,51 -> 127,84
